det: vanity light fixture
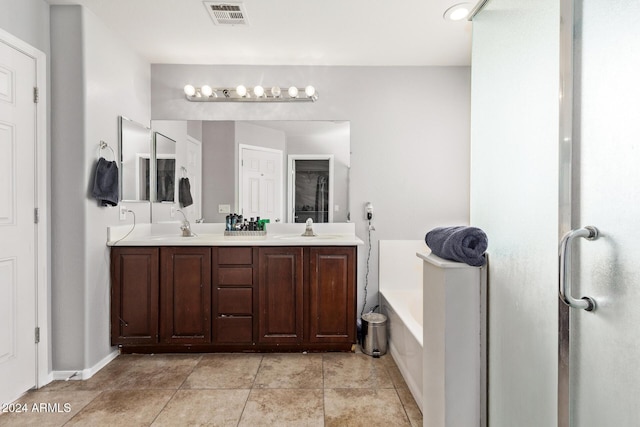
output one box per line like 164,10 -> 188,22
183,83 -> 318,102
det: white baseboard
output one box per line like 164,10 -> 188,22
50,349 -> 119,382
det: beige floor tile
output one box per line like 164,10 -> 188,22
0,390 -> 100,427
110,354 -> 202,389
254,354 -> 323,389
396,387 -> 423,427
38,354 -> 201,392
324,388 -> 411,427
239,389 -> 324,427
151,389 -> 249,427
64,389 -> 174,426
386,364 -> 410,389
323,353 -> 394,389
183,353 -> 262,389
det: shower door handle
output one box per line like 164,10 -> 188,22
559,226 -> 599,311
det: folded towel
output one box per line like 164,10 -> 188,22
425,226 -> 488,267
179,177 -> 193,207
91,157 -> 119,206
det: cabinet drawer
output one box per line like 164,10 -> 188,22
218,247 -> 253,265
218,267 -> 253,286
216,316 -> 253,343
218,288 -> 253,314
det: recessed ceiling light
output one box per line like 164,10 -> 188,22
444,3 -> 472,21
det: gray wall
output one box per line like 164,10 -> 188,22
0,0 -> 50,55
202,121 -> 236,222
50,5 -> 150,371
152,64 -> 471,314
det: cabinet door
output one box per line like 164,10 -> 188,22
309,247 -> 356,343
110,247 -> 159,345
160,247 -> 211,344
258,247 -> 304,343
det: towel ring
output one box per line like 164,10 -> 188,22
98,140 -> 116,161
181,166 -> 188,178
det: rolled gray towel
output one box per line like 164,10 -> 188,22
425,226 -> 488,267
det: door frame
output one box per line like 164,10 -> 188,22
557,0 -> 574,425
238,143 -> 284,219
0,28 -> 49,388
186,135 -> 202,219
287,154 -> 334,223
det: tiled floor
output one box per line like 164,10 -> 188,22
0,351 -> 422,426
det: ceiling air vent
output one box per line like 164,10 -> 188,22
204,2 -> 249,26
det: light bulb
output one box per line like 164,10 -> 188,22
288,86 -> 299,98
236,85 -> 247,97
253,85 -> 265,97
443,3 -> 471,21
183,84 -> 196,97
271,86 -> 281,97
304,85 -> 316,97
201,85 -> 213,97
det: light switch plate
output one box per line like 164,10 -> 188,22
218,204 -> 231,214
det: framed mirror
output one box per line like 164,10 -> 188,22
119,116 -> 152,202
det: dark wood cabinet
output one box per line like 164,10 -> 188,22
110,247 -> 159,345
308,247 -> 356,343
258,247 -> 304,343
212,247 -> 256,344
111,244 -> 356,352
159,247 -> 212,344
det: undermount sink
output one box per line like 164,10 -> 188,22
145,234 -> 187,241
272,234 -> 342,240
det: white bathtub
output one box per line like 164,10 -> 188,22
381,289 -> 423,412
378,240 -> 427,413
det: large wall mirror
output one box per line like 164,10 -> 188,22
149,120 -> 350,223
119,116 -> 151,202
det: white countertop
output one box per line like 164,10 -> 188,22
416,251 -> 481,269
107,222 -> 363,247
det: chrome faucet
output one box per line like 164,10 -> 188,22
301,218 -> 317,237
177,209 -> 195,237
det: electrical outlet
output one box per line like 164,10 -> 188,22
170,206 -> 176,218
365,202 -> 374,220
218,204 -> 231,214
119,205 -> 127,221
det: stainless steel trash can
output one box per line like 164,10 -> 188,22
361,312 -> 388,357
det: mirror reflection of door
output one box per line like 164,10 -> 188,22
288,155 -> 334,223
239,145 -> 283,221
153,131 -> 177,203
156,157 -> 175,202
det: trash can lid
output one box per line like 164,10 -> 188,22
361,312 -> 387,324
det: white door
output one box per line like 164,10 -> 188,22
562,1 -> 640,425
0,40 -> 37,403
240,146 -> 282,221
185,136 -> 202,219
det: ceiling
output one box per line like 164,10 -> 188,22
45,0 -> 476,66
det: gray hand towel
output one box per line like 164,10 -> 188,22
179,177 -> 193,207
92,157 -> 119,206
425,226 -> 488,267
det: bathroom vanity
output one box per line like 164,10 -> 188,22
108,223 -> 361,353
